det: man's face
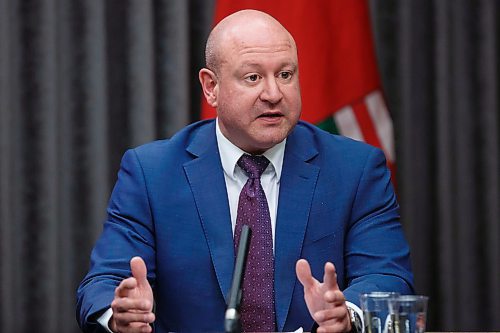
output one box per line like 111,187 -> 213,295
213,26 -> 302,154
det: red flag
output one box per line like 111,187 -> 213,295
201,0 -> 396,181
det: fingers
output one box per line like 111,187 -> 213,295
111,318 -> 153,333
296,259 -> 317,289
297,260 -> 339,291
110,257 -> 154,333
115,256 -> 149,298
316,320 -> 350,333
111,293 -> 155,333
115,277 -> 138,298
322,262 -> 340,291
113,310 -> 155,325
130,256 -> 148,288
324,290 -> 346,304
313,305 -> 351,333
112,297 -> 153,314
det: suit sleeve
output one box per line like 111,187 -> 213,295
76,149 -> 157,332
342,147 -> 414,305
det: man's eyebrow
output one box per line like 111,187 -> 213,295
239,62 -> 262,69
239,62 -> 297,70
282,63 -> 298,71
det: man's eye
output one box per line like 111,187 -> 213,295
280,71 -> 292,80
246,74 -> 259,82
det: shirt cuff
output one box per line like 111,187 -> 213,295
97,308 -> 114,333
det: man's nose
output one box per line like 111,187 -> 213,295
260,77 -> 283,104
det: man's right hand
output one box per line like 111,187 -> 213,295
110,256 -> 155,333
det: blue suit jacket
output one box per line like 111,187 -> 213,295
77,120 -> 414,332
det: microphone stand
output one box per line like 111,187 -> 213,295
224,225 -> 251,333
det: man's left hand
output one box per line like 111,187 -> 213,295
296,259 -> 352,333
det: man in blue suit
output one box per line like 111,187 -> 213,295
77,9 -> 413,333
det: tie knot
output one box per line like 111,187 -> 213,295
238,154 -> 270,179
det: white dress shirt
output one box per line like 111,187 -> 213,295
215,118 -> 286,248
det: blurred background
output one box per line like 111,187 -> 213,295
0,0 -> 498,332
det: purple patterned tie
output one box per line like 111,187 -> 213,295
234,154 -> 276,332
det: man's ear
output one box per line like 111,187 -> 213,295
199,68 -> 219,107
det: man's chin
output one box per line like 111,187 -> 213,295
254,138 -> 286,152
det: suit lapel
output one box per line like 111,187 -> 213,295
183,122 -> 234,302
275,124 -> 320,330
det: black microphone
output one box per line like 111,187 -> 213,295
225,225 -> 252,333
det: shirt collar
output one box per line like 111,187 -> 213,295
216,118 -> 286,181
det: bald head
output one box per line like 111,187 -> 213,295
198,9 -> 302,154
205,10 -> 297,74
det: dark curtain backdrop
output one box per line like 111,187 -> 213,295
370,1 -> 500,331
0,1 -> 498,332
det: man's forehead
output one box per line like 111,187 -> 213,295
227,48 -> 297,69
233,43 -> 295,56
224,30 -> 296,55
219,40 -> 298,71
